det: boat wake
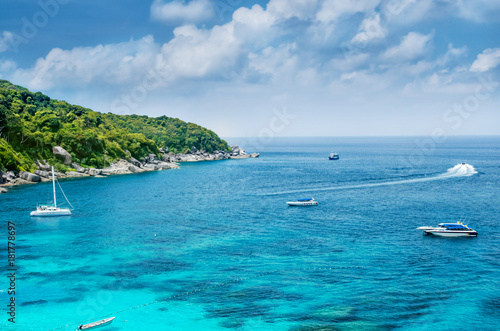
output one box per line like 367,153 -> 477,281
264,163 -> 477,196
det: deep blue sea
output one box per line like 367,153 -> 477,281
1,136 -> 500,330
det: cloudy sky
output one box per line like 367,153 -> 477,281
0,0 -> 499,137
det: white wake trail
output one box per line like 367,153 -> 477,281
264,163 -> 477,196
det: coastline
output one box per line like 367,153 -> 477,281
0,147 -> 259,193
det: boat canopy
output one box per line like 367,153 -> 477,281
440,223 -> 469,229
297,198 -> 313,201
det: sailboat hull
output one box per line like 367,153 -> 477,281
30,208 -> 72,217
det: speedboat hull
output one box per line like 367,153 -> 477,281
287,201 -> 318,206
426,230 -> 477,237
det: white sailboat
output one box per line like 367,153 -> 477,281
30,166 -> 73,217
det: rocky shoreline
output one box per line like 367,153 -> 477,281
0,145 -> 259,192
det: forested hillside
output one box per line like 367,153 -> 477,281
0,80 -> 228,171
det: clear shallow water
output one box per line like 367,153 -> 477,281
1,136 -> 500,330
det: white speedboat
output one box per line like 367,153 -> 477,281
287,198 -> 318,206
417,222 -> 477,237
30,166 -> 72,217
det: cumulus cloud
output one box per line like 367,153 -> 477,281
0,31 -> 15,52
351,14 -> 385,44
12,36 -> 160,90
436,44 -> 467,67
1,0 -> 491,101
454,0 -> 500,22
157,23 -> 240,80
316,0 -> 380,23
470,48 -> 500,72
150,0 -> 215,24
267,0 -> 320,20
248,43 -> 298,83
382,32 -> 432,61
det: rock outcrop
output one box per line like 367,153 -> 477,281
65,171 -> 89,178
88,168 -> 103,176
36,160 -> 51,171
34,170 -> 50,178
167,147 -> 259,162
72,163 -> 85,173
19,171 -> 41,182
0,147 -> 258,190
52,146 -> 72,165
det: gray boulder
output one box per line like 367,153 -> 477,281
88,168 -> 103,176
0,187 -> 7,194
128,157 -> 141,167
36,159 -> 51,171
34,170 -> 50,178
19,171 -> 41,182
147,154 -> 157,163
72,163 -> 85,173
231,145 -> 241,156
65,171 -> 88,178
143,164 -> 156,171
52,146 -> 72,165
3,171 -> 15,182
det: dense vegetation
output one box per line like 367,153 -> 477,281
0,80 -> 229,172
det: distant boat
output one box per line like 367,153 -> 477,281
416,222 -> 477,237
287,198 -> 318,206
30,166 -> 72,217
77,317 -> 115,330
329,153 -> 339,160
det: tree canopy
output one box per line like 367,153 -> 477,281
0,80 -> 229,171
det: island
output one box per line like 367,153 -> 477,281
0,80 -> 258,191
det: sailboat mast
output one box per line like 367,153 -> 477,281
52,166 -> 57,208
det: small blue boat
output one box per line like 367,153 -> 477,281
329,153 -> 339,160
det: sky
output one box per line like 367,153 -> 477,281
0,0 -> 499,137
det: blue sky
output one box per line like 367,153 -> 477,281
0,0 -> 499,137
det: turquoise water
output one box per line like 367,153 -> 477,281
1,136 -> 500,330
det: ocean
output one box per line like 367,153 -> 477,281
1,136 -> 499,330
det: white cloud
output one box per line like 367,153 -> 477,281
436,44 -> 467,67
12,36 -> 160,90
316,0 -> 380,23
382,32 -> 432,61
267,0 -> 320,20
157,23 -> 240,80
2,0 -> 493,115
0,31 -> 15,52
454,0 -> 500,22
328,53 -> 369,72
248,43 -> 298,83
470,48 -> 500,72
351,13 -> 385,44
150,0 -> 215,24
0,60 -> 16,78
